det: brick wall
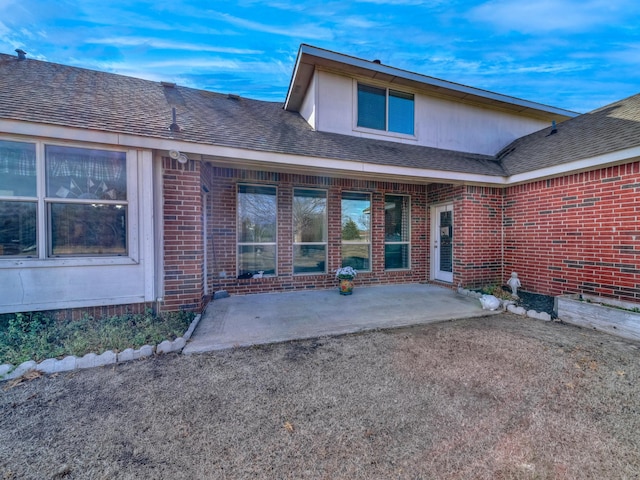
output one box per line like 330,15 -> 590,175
427,184 -> 503,289
163,159 -> 640,307
207,166 -> 428,295
161,157 -> 205,311
457,186 -> 504,288
504,161 -> 640,302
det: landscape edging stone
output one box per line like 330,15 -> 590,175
0,314 -> 201,382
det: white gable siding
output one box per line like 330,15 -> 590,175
299,72 -> 317,130
312,69 -> 550,156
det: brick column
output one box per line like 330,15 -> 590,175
161,157 -> 205,312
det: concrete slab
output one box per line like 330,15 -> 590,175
183,283 -> 498,354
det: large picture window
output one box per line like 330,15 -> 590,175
0,141 -> 129,258
293,188 -> 327,274
357,83 -> 414,135
46,145 -> 127,256
237,184 -> 277,276
385,195 -> 410,269
341,192 -> 371,271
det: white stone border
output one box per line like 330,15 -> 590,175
457,287 -> 552,321
0,314 -> 201,382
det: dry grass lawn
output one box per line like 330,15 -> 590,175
1,313 -> 639,479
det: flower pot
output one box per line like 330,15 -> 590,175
339,278 -> 354,295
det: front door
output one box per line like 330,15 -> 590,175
432,203 -> 453,283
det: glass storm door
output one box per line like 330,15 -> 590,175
433,204 -> 453,282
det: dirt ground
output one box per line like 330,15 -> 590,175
1,313 -> 639,480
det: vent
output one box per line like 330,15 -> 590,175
15,49 -> 26,60
168,107 -> 181,132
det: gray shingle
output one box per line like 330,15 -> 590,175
0,53 -> 502,176
2,53 -> 638,180
499,93 -> 640,176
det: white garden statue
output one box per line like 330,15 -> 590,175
507,272 -> 521,298
479,294 -> 501,311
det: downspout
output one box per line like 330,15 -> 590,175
501,188 -> 505,285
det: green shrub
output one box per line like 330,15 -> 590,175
0,310 -> 195,365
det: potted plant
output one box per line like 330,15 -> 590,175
335,266 -> 357,295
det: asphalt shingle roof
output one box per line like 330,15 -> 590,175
499,93 -> 640,176
2,53 -> 639,180
0,53 -> 502,177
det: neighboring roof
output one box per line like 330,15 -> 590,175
0,52 -> 503,178
499,93 -> 640,176
285,44 -> 578,121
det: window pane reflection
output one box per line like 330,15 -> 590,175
0,140 -> 37,197
0,201 -> 37,256
50,203 -> 127,256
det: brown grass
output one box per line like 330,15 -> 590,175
1,313 -> 639,479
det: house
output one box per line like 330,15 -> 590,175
1,44 -> 639,318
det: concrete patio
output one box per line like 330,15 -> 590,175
183,283 -> 498,353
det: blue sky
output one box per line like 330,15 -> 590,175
1,0 -> 640,113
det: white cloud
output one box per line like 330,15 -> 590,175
208,10 -> 334,40
354,0 -> 440,5
469,0 -> 637,34
341,16 -> 384,29
85,36 -> 263,55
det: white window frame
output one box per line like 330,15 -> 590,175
293,187 -> 327,275
354,81 -> 416,139
0,137 -> 139,268
384,194 -> 411,270
341,191 -> 372,273
236,184 -> 278,277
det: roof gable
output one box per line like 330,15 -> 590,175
284,44 -> 577,122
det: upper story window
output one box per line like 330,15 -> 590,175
357,83 -> 415,135
0,140 -> 128,258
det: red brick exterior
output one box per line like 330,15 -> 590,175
504,161 -> 640,303
427,184 -> 504,289
158,158 -> 640,310
456,186 -> 504,288
203,166 -> 429,295
160,157 -> 206,312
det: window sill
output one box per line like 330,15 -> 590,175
353,126 -> 417,142
0,256 -> 139,268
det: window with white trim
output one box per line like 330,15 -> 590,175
0,140 -> 128,258
341,192 -> 371,271
237,184 -> 277,276
357,83 -> 415,135
384,194 -> 410,270
293,188 -> 327,274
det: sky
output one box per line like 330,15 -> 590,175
1,0 -> 640,113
